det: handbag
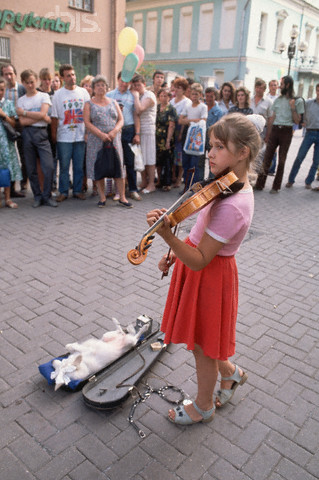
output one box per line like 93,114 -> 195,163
94,141 -> 122,180
0,118 -> 21,142
0,168 -> 11,187
183,120 -> 206,156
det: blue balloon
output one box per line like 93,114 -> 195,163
121,53 -> 139,83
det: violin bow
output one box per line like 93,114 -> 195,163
161,167 -> 195,279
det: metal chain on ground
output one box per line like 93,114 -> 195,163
127,379 -> 186,438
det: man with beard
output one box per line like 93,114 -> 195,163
254,76 -> 304,193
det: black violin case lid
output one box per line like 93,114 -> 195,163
82,325 -> 165,410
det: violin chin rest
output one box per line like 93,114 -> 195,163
220,181 -> 245,198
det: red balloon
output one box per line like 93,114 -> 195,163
133,44 -> 145,69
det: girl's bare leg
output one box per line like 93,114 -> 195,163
168,344 -> 218,422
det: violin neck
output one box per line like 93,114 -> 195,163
142,182 -> 203,238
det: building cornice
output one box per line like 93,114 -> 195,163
143,57 -> 240,65
126,0 -> 202,12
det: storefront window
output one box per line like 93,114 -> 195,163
55,44 -> 99,83
68,0 -> 94,12
0,37 -> 10,62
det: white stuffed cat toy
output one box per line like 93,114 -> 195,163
51,318 -> 147,391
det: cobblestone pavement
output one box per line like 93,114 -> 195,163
1,130 -> 319,480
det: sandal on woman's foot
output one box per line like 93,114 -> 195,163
215,365 -> 248,408
5,200 -> 18,209
168,401 -> 215,425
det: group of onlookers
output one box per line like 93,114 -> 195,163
0,63 -> 318,211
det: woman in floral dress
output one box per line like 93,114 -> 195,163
155,88 -> 177,191
83,75 -> 132,208
0,77 -> 22,208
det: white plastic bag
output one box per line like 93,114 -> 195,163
183,120 -> 206,156
129,143 -> 144,172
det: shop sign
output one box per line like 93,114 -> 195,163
0,10 -> 70,33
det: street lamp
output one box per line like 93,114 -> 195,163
278,26 -> 307,75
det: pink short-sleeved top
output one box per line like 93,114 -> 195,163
188,187 -> 254,256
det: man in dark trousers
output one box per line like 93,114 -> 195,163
254,75 -> 304,193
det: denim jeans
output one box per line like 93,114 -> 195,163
288,130 -> 319,185
57,141 -> 85,196
182,151 -> 201,189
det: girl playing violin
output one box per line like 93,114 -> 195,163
146,113 -> 263,425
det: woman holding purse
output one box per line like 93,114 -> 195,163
83,75 -> 132,208
0,77 -> 22,208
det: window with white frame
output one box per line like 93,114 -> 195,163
146,11 -> 158,54
274,10 -> 288,51
68,0 -> 93,12
0,37 -> 10,61
258,12 -> 268,48
197,3 -> 214,51
160,9 -> 173,53
133,13 -> 143,46
305,23 -> 314,53
219,0 -> 237,49
178,6 -> 193,53
184,69 -> 194,80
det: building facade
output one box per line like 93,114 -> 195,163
126,0 -> 319,97
0,0 -> 126,86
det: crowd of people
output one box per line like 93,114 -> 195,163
0,62 -> 318,210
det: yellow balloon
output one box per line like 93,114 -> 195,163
118,27 -> 138,56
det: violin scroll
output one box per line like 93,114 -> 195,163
127,235 -> 155,265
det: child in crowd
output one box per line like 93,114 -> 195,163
146,113 -> 261,425
178,83 -> 207,187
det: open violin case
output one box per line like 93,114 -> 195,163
39,315 -> 166,410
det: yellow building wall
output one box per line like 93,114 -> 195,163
0,0 -> 126,86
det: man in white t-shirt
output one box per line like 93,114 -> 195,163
267,79 -> 279,101
16,69 -> 56,208
51,64 -> 90,202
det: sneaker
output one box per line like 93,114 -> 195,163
97,200 -> 106,208
43,198 -> 58,207
73,193 -> 86,200
113,194 -> 120,201
130,191 -> 141,201
305,184 -> 312,189
285,182 -> 293,188
32,199 -> 42,208
269,189 -> 279,194
56,194 -> 68,202
119,200 -> 133,208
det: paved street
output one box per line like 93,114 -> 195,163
1,129 -> 318,480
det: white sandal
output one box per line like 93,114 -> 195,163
215,365 -> 248,407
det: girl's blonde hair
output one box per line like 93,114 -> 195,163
210,113 -> 261,169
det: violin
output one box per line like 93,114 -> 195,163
127,171 -> 238,266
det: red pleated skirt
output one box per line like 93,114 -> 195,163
161,238 -> 238,361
